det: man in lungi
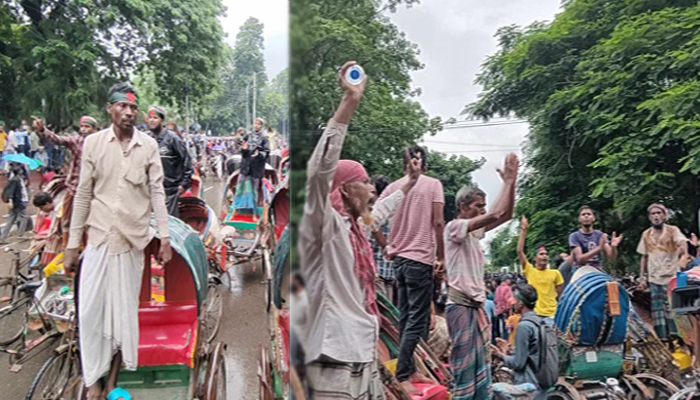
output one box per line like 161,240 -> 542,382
235,117 -> 270,213
299,61 -> 420,399
147,105 -> 193,217
33,114 -> 100,247
64,82 -> 172,400
637,203 -> 687,341
444,154 -> 518,400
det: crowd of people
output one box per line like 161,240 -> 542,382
0,82 -> 286,400
295,62 -> 695,400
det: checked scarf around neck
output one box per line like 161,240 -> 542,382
329,160 -> 378,316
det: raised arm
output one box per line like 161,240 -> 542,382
32,117 -> 73,147
303,61 -> 367,235
466,154 -> 519,233
517,216 -> 528,267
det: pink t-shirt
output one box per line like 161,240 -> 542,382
380,174 -> 444,266
445,219 -> 486,304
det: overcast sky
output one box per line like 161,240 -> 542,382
220,0 -> 289,78
387,0 -> 562,245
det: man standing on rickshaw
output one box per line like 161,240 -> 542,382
147,105 -> 193,217
33,114 -> 100,247
234,117 -> 270,216
65,83 -> 172,400
637,203 -> 688,341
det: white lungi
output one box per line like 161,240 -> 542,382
79,243 -> 144,387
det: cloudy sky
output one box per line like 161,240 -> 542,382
388,0 -> 562,245
220,0 -> 289,78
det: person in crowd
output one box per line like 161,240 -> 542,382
370,175 -> 397,303
569,206 -> 622,270
30,127 -> 40,158
15,122 -> 28,156
146,105 -> 193,217
444,153 -> 518,400
299,61 -> 421,398
234,118 -> 270,215
64,83 -> 171,400
34,115 -> 99,247
555,253 -> 573,288
428,302 -> 451,363
0,162 -> 30,243
492,284 -> 548,400
377,145 -> 445,394
517,216 -> 564,325
494,274 -> 514,339
506,298 -> 521,347
637,203 -> 688,340
484,290 -> 497,345
32,191 -> 56,239
0,122 -> 7,171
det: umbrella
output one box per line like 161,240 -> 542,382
3,153 -> 43,170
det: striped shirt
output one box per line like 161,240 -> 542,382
370,222 -> 394,280
379,174 -> 444,266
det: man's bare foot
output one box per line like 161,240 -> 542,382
399,380 -> 421,395
409,372 -> 433,384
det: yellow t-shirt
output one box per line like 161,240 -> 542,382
507,314 -> 521,347
523,261 -> 564,317
0,131 -> 7,151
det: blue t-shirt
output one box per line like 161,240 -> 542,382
569,229 -> 605,268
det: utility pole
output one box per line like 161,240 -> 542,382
245,84 -> 250,132
184,78 -> 190,136
252,73 -> 257,123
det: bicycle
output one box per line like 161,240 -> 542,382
0,247 -> 43,345
25,310 -> 81,400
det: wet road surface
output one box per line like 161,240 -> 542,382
0,173 -> 285,399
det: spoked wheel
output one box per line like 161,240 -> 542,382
203,343 -> 227,400
262,248 -> 272,313
0,284 -> 27,346
258,345 -> 274,400
546,380 -> 582,400
203,282 -> 223,343
634,373 -> 680,400
26,347 -> 81,400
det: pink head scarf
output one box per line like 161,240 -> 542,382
329,160 -> 378,315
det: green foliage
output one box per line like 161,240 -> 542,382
289,0 -> 481,270
1,0 -> 224,128
425,151 -> 485,221
469,0 -> 700,273
489,222 -> 518,269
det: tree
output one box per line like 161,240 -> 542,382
289,0 -> 477,269
468,0 -> 700,272
489,223 -> 518,269
2,0 -> 224,128
204,18 -> 268,134
425,151 -> 485,221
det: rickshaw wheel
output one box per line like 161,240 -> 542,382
262,248 -> 272,313
26,347 -> 81,400
203,342 -> 226,400
633,373 -> 680,400
203,282 -> 223,343
258,345 -> 274,400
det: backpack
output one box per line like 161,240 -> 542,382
521,314 -> 558,389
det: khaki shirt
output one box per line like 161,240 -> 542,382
637,224 -> 687,285
68,126 -> 170,254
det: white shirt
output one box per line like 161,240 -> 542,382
445,219 -> 486,304
299,119 -> 405,364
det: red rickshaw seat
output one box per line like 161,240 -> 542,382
137,302 -> 198,367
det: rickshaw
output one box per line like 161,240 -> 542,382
74,216 -> 227,400
549,267 -> 679,399
177,196 -> 226,343
221,165 -> 278,312
259,176 -> 291,400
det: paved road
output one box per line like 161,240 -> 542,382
0,173 -> 284,399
